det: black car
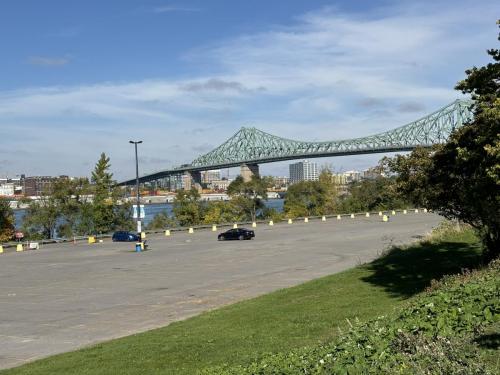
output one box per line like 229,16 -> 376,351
218,228 -> 255,241
112,231 -> 140,242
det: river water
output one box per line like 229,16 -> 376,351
13,199 -> 285,229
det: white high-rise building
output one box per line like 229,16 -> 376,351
289,160 -> 319,183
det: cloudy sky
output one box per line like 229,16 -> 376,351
0,0 -> 497,180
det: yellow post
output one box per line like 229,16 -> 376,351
140,242 -> 145,250
321,216 -> 326,222
252,222 -> 257,228
350,213 -> 355,219
337,214 -> 341,220
0,245 -> 3,254
141,232 -> 146,239
403,209 -> 407,215
269,220 -> 274,226
378,211 -> 383,216
383,215 -> 388,222
188,227 -> 194,234
365,212 -> 370,217
288,218 -> 293,224
414,209 -> 419,214
212,224 -> 217,232
88,236 -> 95,244
424,208 -> 428,213
391,210 -> 396,215
16,243 -> 23,252
304,217 -> 309,223
233,223 -> 238,229
165,229 -> 171,236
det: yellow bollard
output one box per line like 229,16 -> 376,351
350,213 -> 355,219
414,209 -> 419,214
88,236 -> 95,244
141,242 -> 145,250
16,243 -> 23,252
304,217 -> 309,223
0,245 -> 3,254
165,229 -> 171,236
383,215 -> 388,222
322,216 -> 326,222
269,220 -> 274,226
424,208 -> 428,213
188,227 -> 194,234
337,214 -> 341,220
392,210 -> 396,215
233,223 -> 238,229
141,232 -> 146,239
378,211 -> 383,216
365,212 -> 370,217
212,225 -> 217,232
288,218 -> 293,224
403,209 -> 407,215
252,222 -> 257,228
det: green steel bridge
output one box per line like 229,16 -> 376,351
118,99 -> 473,186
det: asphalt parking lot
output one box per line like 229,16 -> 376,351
0,212 -> 442,369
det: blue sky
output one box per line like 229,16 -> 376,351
0,0 -> 498,180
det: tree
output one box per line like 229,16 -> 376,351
0,198 -> 15,242
90,153 -> 115,233
227,175 -> 271,222
389,22 -> 500,260
203,201 -> 242,224
172,188 -> 204,226
146,212 -> 175,230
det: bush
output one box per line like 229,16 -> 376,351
200,260 -> 500,374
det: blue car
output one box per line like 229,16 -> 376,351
112,231 -> 140,242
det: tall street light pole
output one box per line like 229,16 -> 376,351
129,140 -> 143,234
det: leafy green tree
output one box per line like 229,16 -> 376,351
146,212 -> 175,230
203,201 -> 242,224
389,23 -> 500,260
172,188 -> 204,226
91,153 -> 116,233
284,170 -> 340,218
0,198 -> 15,242
22,189 -> 61,239
227,175 -> 271,222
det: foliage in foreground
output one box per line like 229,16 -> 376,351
201,259 -> 499,375
0,198 -> 15,242
386,23 -> 500,260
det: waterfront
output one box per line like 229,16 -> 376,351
13,199 -> 285,229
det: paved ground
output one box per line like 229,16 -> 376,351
0,212 -> 442,370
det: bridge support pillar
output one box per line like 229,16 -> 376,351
183,171 -> 202,191
241,164 -> 259,182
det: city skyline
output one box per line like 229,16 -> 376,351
0,0 -> 497,179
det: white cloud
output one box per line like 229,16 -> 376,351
1,0 -> 497,178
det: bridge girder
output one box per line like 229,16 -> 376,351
118,99 -> 473,186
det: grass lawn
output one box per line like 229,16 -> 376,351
2,227 -> 483,375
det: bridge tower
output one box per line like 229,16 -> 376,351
241,163 -> 259,182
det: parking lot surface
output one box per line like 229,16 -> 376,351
0,213 -> 442,369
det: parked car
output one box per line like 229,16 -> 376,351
218,228 -> 255,241
112,231 -> 140,242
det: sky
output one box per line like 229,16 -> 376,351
0,0 -> 498,180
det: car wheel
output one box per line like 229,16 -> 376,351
219,235 -> 225,241
238,235 -> 244,240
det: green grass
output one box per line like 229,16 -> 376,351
2,227 -> 484,375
